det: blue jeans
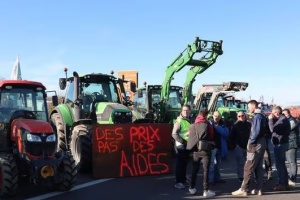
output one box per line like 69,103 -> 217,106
175,149 -> 190,183
274,143 -> 288,185
209,148 -> 221,182
235,146 -> 247,179
286,148 -> 298,182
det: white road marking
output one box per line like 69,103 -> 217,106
25,178 -> 113,200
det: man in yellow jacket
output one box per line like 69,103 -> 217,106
172,105 -> 191,189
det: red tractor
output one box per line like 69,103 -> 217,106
0,79 -> 77,197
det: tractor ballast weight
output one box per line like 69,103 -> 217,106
0,80 -> 77,198
51,70 -> 134,172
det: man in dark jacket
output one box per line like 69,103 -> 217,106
231,111 -> 251,182
186,109 -> 216,197
232,100 -> 267,196
269,106 -> 291,191
283,108 -> 300,186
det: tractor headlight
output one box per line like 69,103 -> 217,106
46,134 -> 56,142
27,133 -> 42,142
126,112 -> 132,116
114,112 -> 121,116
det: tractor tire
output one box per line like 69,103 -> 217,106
56,153 -> 77,191
51,113 -> 67,151
0,154 -> 18,197
70,124 -> 92,173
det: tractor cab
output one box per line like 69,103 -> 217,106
0,82 -> 49,123
132,84 -> 182,122
59,72 -> 132,124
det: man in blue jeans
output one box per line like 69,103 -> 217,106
209,111 -> 229,185
268,106 -> 291,191
283,108 -> 300,187
231,111 -> 251,182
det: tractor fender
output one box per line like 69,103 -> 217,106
71,119 -> 93,130
50,105 -> 74,138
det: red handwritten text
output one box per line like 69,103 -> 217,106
120,150 -> 169,177
96,127 -> 124,153
130,125 -> 160,152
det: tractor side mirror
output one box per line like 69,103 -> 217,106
52,95 -> 58,106
59,78 -> 66,90
137,89 -> 143,98
130,81 -> 137,93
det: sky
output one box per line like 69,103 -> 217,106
0,0 -> 299,106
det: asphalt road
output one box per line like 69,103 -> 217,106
7,148 -> 300,200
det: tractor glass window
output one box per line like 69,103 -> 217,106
227,100 -> 236,108
260,104 -> 271,112
65,81 -> 74,103
133,90 -> 146,109
216,96 -> 224,108
151,89 -> 161,106
108,81 -> 119,103
0,88 -> 47,122
239,102 -> 248,111
167,90 -> 181,108
198,93 -> 212,110
81,81 -> 118,109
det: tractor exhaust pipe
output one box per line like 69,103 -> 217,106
73,71 -> 80,122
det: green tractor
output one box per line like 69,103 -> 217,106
132,37 -> 223,125
132,83 -> 183,123
194,82 -> 249,122
50,70 -> 134,172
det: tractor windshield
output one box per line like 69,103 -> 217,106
133,88 -> 182,110
80,81 -> 119,114
260,104 -> 271,112
0,88 -> 47,123
150,88 -> 181,109
82,82 -> 119,102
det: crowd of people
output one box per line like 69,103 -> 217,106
172,100 -> 300,197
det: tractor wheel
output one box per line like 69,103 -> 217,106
51,113 -> 67,151
70,124 -> 92,172
0,154 -> 18,197
56,153 -> 77,191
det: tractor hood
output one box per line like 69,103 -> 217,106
11,119 -> 54,133
95,102 -> 132,123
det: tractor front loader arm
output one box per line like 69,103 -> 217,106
182,40 -> 223,105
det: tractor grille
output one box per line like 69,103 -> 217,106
24,141 -> 56,157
